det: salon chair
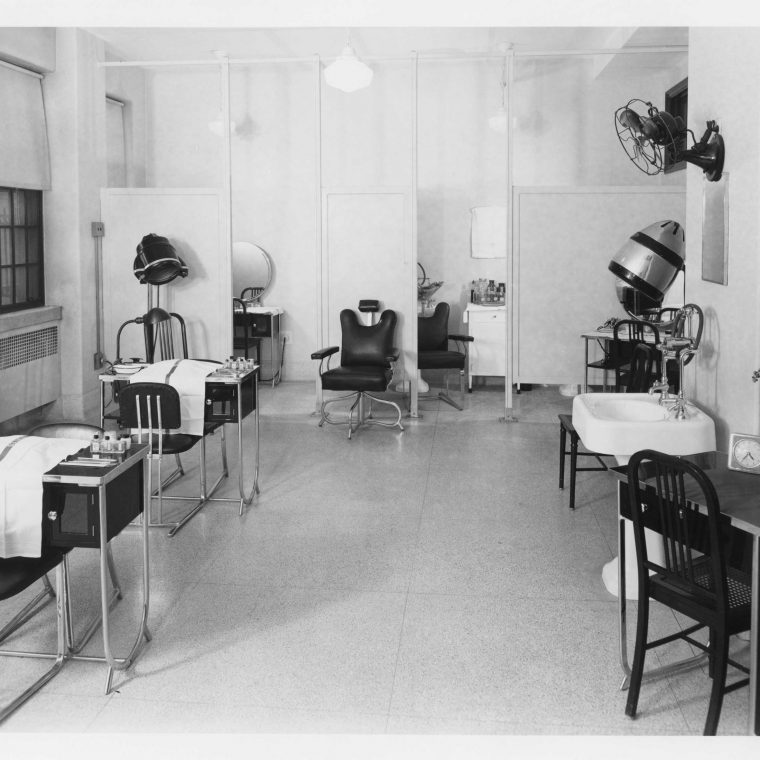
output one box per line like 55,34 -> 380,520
115,307 -> 188,364
117,382 -> 228,536
311,308 -> 404,439
417,302 -> 473,410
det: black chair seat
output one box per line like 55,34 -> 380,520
321,365 -> 392,393
418,349 -> 465,371
158,432 -> 202,456
0,549 -> 70,601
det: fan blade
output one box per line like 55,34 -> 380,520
617,108 -> 644,136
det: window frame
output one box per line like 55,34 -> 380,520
664,77 -> 688,175
0,187 -> 45,314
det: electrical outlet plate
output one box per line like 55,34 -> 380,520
91,221 -> 105,237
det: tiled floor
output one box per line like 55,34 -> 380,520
0,381 -> 755,756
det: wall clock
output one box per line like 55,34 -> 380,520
728,433 -> 760,474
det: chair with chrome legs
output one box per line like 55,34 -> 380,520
117,382 -> 228,536
625,449 -> 751,735
417,302 -> 473,410
0,547 -> 72,724
312,308 -> 404,439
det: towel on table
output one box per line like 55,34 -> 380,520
0,435 -> 92,558
129,359 -> 217,436
470,205 -> 507,259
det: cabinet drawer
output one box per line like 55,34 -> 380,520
467,310 -> 506,324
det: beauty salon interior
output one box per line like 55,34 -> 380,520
3,9 -> 760,757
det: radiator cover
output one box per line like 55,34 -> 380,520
0,324 -> 61,422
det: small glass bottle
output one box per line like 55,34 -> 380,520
102,434 -> 112,452
121,433 -> 132,451
91,433 -> 101,453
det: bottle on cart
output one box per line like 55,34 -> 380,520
91,433 -> 101,453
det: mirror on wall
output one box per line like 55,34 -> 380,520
702,173 -> 729,285
232,241 -> 273,302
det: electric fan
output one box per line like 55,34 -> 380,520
614,99 -> 725,181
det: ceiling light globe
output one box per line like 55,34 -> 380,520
324,45 -> 373,92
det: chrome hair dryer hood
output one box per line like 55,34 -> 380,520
608,220 -> 684,307
133,233 -> 189,285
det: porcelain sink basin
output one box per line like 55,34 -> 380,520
572,393 -> 716,458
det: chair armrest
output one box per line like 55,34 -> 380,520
311,346 -> 339,361
387,347 -> 400,363
449,333 -> 473,342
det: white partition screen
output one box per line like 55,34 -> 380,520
321,189 -> 413,385
100,188 -> 230,364
514,187 -> 686,387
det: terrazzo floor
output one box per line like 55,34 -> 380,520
0,381 -> 755,759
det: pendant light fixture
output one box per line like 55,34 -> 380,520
324,32 -> 373,93
488,49 -> 509,133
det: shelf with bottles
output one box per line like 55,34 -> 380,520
470,278 -> 506,306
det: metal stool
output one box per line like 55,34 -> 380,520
558,413 -> 608,510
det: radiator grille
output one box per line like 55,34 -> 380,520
0,326 -> 59,370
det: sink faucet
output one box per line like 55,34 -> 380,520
648,379 -> 671,405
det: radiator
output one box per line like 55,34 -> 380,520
0,324 -> 61,423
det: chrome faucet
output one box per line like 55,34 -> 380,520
648,379 -> 671,405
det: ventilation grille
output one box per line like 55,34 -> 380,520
0,326 -> 58,370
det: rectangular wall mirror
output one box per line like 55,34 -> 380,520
701,173 -> 729,285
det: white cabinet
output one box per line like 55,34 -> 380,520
464,303 -> 506,389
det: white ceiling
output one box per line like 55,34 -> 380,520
86,26 -> 688,64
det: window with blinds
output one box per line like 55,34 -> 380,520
0,188 -> 44,313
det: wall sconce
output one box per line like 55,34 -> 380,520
324,37 -> 373,93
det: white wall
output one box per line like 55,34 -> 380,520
685,28 -> 760,448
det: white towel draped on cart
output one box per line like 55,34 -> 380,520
0,435 -> 91,558
129,359 -> 217,436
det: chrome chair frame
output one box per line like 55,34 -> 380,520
119,383 -> 228,537
416,302 -> 473,411
0,557 -> 70,724
314,348 -> 404,440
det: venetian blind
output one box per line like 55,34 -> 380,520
0,62 -> 51,190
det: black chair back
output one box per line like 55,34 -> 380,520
340,309 -> 397,367
626,343 -> 657,393
627,449 -> 729,615
118,382 -> 183,431
612,319 -> 660,391
143,308 -> 188,363
418,302 -> 449,352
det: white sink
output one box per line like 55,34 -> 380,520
572,392 -> 716,458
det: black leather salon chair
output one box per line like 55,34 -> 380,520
118,382 -> 228,536
311,308 -> 404,439
625,449 -> 751,735
417,302 -> 473,410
